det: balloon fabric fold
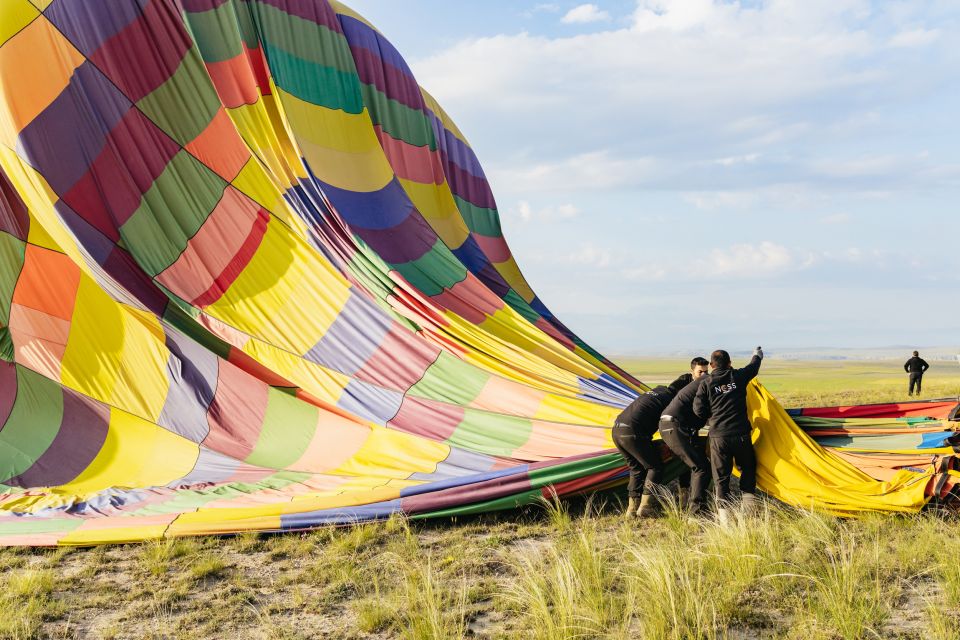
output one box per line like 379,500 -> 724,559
0,0 -> 955,545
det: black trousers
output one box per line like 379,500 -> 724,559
709,433 -> 756,502
659,419 -> 711,505
612,422 -> 662,498
909,372 -> 923,395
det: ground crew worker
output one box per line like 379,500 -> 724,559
693,347 -> 763,521
613,374 -> 693,518
904,350 -> 929,397
658,357 -> 711,514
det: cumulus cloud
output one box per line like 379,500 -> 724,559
561,4 -> 611,24
507,200 -> 580,222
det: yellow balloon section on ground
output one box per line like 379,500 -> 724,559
0,0 -> 955,544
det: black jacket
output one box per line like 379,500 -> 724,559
904,357 -> 929,374
661,376 -> 708,436
615,385 -> 677,437
693,355 -> 763,438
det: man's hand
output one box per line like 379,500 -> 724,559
753,346 -> 763,359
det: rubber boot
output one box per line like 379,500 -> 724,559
741,492 -> 760,516
624,497 -> 639,519
716,506 -> 731,526
636,494 -> 659,518
677,487 -> 690,510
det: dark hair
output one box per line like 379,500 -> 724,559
913,350 -> 919,357
690,357 -> 709,369
710,350 -> 731,369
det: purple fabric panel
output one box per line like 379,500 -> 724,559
46,0 -> 149,56
181,0 -> 230,11
338,15 -> 409,74
101,247 -> 170,316
443,152 -> 497,210
352,208 -> 438,264
349,45 -> 424,112
54,201 -> 116,264
167,447 -> 250,488
254,0 -> 343,34
157,329 -> 220,443
281,499 -> 403,528
0,363 -> 17,428
429,112 -> 487,180
336,379 -> 404,425
5,391 -> 109,488
401,462 -> 526,498
303,293 -> 391,375
313,177 -> 414,231
475,263 -> 511,298
408,447 -> 497,482
17,62 -> 132,194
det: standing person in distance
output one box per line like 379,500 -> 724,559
613,374 -> 694,518
904,350 -> 930,397
658,357 -> 711,514
693,346 -> 764,522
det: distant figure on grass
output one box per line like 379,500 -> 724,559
613,369 -> 696,518
904,350 -> 930,397
693,347 -> 763,523
658,357 -> 711,514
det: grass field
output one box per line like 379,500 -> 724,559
1,361 -> 958,639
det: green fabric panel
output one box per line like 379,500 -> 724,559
161,303 -> 232,360
0,233 -> 25,326
244,388 -> 319,469
361,84 -> 436,150
0,367 -> 64,482
137,52 -> 222,144
410,488 -> 543,520
0,327 -> 13,362
184,2 -> 245,63
502,289 -> 540,324
445,409 -> 533,457
251,2 -> 355,74
453,196 -> 501,237
0,518 -> 81,536
392,239 -> 467,297
263,44 -> 363,113
408,351 -> 489,405
234,2 -> 261,50
121,151 -> 227,277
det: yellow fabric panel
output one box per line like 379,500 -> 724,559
297,135 -> 395,193
534,394 -> 620,426
28,0 -> 56,10
226,103 -> 300,190
398,177 -> 470,248
420,88 -> 469,146
205,220 -> 352,355
61,409 -> 199,495
166,510 -> 283,537
750,383 -> 931,515
59,514 -> 178,546
59,277 -> 170,421
332,425 -> 450,480
492,255 -> 537,303
280,89 -> 380,153
240,335 -> 351,403
0,1 -> 38,46
230,157 -> 306,233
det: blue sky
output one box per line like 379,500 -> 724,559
346,1 -> 959,353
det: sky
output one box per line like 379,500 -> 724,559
345,0 -> 960,354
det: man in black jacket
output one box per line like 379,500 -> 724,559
613,373 -> 694,517
658,357 -> 711,513
904,351 -> 930,396
693,347 -> 763,520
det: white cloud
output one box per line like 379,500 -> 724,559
819,212 -> 851,224
567,243 -> 613,267
889,28 -> 941,48
507,200 -> 580,222
696,241 -> 796,278
489,151 -> 658,194
561,4 -> 611,24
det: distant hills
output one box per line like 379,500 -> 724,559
617,346 -> 960,361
